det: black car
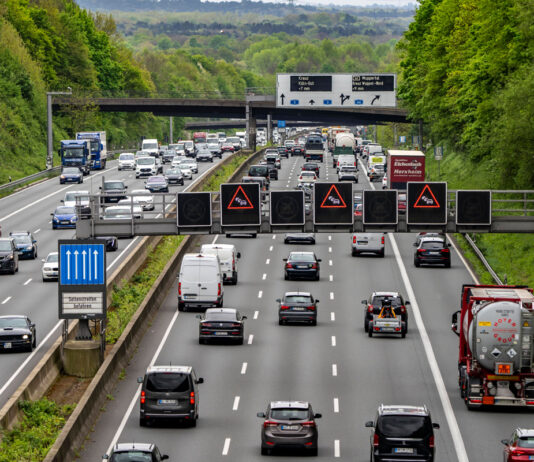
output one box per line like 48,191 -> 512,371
258,401 -> 321,456
291,145 -> 305,156
0,315 -> 36,352
277,291 -> 319,325
145,176 -> 169,193
361,292 -> 410,333
164,167 -> 185,185
284,233 -> 315,245
248,164 -> 271,182
284,251 -> 321,281
414,237 -> 451,268
95,236 -> 119,252
366,404 -> 440,462
302,162 -> 320,177
100,180 -> 128,204
59,167 -> 83,184
277,146 -> 289,158
10,231 -> 37,259
0,238 -> 19,274
262,163 -> 278,180
197,308 -> 246,344
104,443 -> 169,462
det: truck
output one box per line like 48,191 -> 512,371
386,150 -> 425,189
59,140 -> 91,175
451,284 -> 534,409
331,132 -> 355,167
76,131 -> 107,169
304,134 -> 324,162
193,132 -> 207,144
141,139 -> 159,157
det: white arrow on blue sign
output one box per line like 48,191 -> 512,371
60,243 -> 105,285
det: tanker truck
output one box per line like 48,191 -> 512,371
451,285 -> 534,409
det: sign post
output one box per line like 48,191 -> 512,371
407,182 -> 447,225
313,182 -> 353,226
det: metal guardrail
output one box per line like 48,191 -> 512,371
463,234 -> 503,285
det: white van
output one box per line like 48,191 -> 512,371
141,139 -> 159,157
200,244 -> 241,285
336,154 -> 357,172
135,156 -> 160,178
178,254 -> 223,311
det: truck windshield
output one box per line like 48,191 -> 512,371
90,141 -> 99,153
63,148 -> 84,158
143,143 -> 158,150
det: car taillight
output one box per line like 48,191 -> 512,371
381,236 -> 385,245
190,391 -> 195,405
301,421 -> 316,427
400,306 -> 406,313
441,248 -> 450,253
217,283 -> 221,296
417,249 -> 425,253
280,305 -> 290,310
311,263 -> 317,269
202,323 -> 213,327
511,448 -> 528,455
286,263 -> 293,268
353,235 -> 357,244
140,391 -> 145,404
429,435 -> 434,448
232,323 -> 241,327
368,305 -> 374,312
373,434 -> 379,447
307,305 -> 315,311
178,282 -> 182,296
264,421 -> 277,428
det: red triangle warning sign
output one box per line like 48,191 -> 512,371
414,184 -> 440,208
320,184 -> 347,208
227,185 -> 254,210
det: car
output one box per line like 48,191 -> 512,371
100,181 -> 128,204
257,401 -> 321,456
0,238 -> 19,274
221,143 -> 235,153
354,203 -> 363,217
62,191 -> 90,208
382,175 -> 388,189
365,404 -> 439,462
135,156 -> 161,178
196,308 -> 246,344
9,231 -> 37,259
265,153 -> 281,169
102,205 -> 143,220
0,315 -> 36,351
264,163 -> 278,180
284,233 -> 316,245
95,236 -> 119,252
338,165 -> 358,182
398,193 -> 407,214
291,144 -> 305,156
248,164 -> 271,182
302,162 -> 320,177
181,159 -> 198,174
117,153 -> 136,170
369,164 -> 385,181
502,428 -> 534,461
297,171 -> 317,184
51,206 -> 77,229
207,142 -> 222,158
164,167 -> 184,185
361,292 -> 410,332
137,365 -> 204,427
103,443 -> 169,462
414,232 -> 446,247
277,291 -> 319,325
351,233 -> 385,257
277,146 -> 289,158
145,176 -> 169,193
171,155 -> 188,167
196,148 -> 213,162
41,252 -> 59,281
283,251 -> 321,281
130,189 -> 154,211
59,167 -> 83,184
162,148 -> 177,164
414,237 -> 451,268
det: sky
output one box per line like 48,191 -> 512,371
300,0 -> 414,4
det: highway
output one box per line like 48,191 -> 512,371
73,150 -> 534,462
0,154 -> 229,408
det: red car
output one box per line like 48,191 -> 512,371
398,192 -> 406,214
221,144 -> 235,153
354,203 -> 363,217
502,428 -> 534,461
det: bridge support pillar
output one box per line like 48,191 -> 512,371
246,103 -> 257,151
267,114 -> 272,144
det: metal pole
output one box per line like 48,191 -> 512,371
46,89 -> 72,170
169,117 -> 173,144
245,102 -> 250,149
393,124 -> 398,147
267,114 -> 272,144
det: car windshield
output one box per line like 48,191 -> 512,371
137,158 -> 154,165
377,415 -> 431,438
205,312 -> 237,322
62,168 -> 80,174
46,253 -> 59,263
119,154 -> 134,161
371,296 -> 402,307
0,241 -> 12,251
165,168 -> 180,175
421,241 -> 445,249
270,408 -> 309,421
518,437 -> 534,448
0,318 -> 27,329
284,295 -> 312,304
65,193 -> 89,203
110,452 -> 152,462
289,253 -> 315,262
104,182 -> 124,190
55,207 -> 75,215
12,235 -> 31,245
105,208 -> 131,217
208,143 -> 219,148
146,373 -> 190,392
249,166 -> 268,175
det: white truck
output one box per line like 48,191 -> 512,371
141,139 -> 159,157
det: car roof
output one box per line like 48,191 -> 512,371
270,401 -> 310,409
419,237 -> 445,243
206,308 -> 237,315
372,292 -> 400,297
10,231 -> 31,236
0,315 -> 27,320
284,291 -> 312,297
113,442 -> 154,453
289,251 -> 315,256
516,428 -> 534,437
146,365 -> 192,374
378,404 -> 429,416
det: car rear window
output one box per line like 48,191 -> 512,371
378,415 -> 432,438
104,182 -> 125,190
289,253 -> 315,262
249,166 -> 268,176
421,241 -> 445,249
110,452 -> 152,462
270,409 -> 309,421
372,296 -> 402,307
205,312 -> 237,322
284,295 -> 312,304
145,373 -> 190,392
519,437 -> 534,448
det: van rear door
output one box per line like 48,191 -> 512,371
199,263 -> 220,302
180,264 -> 201,301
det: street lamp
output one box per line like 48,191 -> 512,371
47,88 -> 72,169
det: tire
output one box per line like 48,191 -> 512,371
414,259 -> 420,268
401,330 -> 406,339
11,265 -> 16,275
368,323 -> 373,337
315,272 -> 320,281
178,301 -> 185,311
364,316 -> 370,333
445,260 -> 451,268
379,249 -> 385,258
237,337 -> 244,345
311,319 -> 317,326
261,448 -> 269,456
309,448 -> 318,456
32,335 -> 36,348
284,273 -> 289,281
189,418 -> 197,427
139,417 -> 147,427
225,234 -> 232,238
279,319 -> 284,326
216,298 -> 223,308
34,250 -> 37,259
352,249 -> 358,257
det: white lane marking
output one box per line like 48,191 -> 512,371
333,398 -> 339,413
241,362 -> 248,374
272,235 -> 276,239
232,396 -> 240,411
48,221 -> 52,224
328,235 -> 332,241
0,319 -> 62,398
248,334 -> 254,345
269,245 -> 273,251
34,228 -> 40,234
390,234 -> 469,462
258,290 -> 263,299
448,236 -> 479,283
328,247 -> 332,253
262,273 -> 266,280
329,260 -> 333,266
331,335 -> 336,347
329,274 -> 333,282
23,278 -> 32,286
1,296 -> 11,304
106,237 -> 139,271
334,440 -> 340,458
330,292 -> 334,300
254,310 -> 259,320
265,258 -> 270,265
107,310 -> 179,454
222,438 -> 231,456
330,312 -> 335,321
332,364 -> 338,376
211,235 -> 219,245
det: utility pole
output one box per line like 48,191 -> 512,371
47,88 -> 72,169
169,117 -> 173,144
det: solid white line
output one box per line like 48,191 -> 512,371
389,235 -> 469,462
248,334 -> 254,345
253,310 -> 259,320
241,362 -> 248,374
258,290 -> 263,299
211,235 -> 219,245
334,440 -> 340,458
222,438 -> 231,456
1,296 -> 11,304
0,319 -> 62,398
23,278 -> 32,286
331,335 -> 336,347
106,237 -> 139,271
265,258 -> 270,265
34,228 -> 40,234
332,364 -> 338,376
269,245 -> 273,251
232,396 -> 240,411
330,292 -> 334,300
333,398 -> 339,413
330,312 -> 335,321
329,260 -> 333,266
329,274 -> 333,282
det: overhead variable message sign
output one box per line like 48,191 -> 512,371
407,182 -> 447,225
456,190 -> 491,226
313,182 -> 353,225
177,192 -> 212,228
220,183 -> 261,226
363,190 -> 398,225
270,191 -> 305,226
58,239 -> 106,319
276,73 -> 396,108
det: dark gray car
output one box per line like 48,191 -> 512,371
164,167 -> 184,185
197,308 -> 246,344
103,442 -> 169,461
0,238 -> 19,274
257,401 -> 321,456
0,315 -> 36,351
277,292 -> 319,325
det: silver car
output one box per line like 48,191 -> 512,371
351,233 -> 385,257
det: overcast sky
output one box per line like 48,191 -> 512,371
299,0 -> 415,5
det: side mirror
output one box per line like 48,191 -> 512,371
317,259 -> 322,262
195,314 -> 202,319
276,298 -> 281,303
60,200 -> 64,203
257,412 -> 266,418
237,252 -> 241,259
102,455 -> 109,460
99,186 -> 102,190
283,258 -> 288,262
242,316 -> 247,320
41,259 -> 46,263
361,299 -> 367,304
451,310 -> 460,336
136,377 -> 143,384
50,213 -> 54,216
432,423 -> 440,429
501,439 -> 509,446
365,421 -> 374,428
413,243 -> 417,247
30,323 -> 36,328
197,377 -> 204,384
405,301 -> 410,305
161,456 -> 169,461
314,413 -> 322,419
125,186 -> 128,189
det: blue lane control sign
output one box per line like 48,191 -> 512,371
277,120 -> 286,128
323,99 -> 332,105
60,243 -> 105,285
355,99 -> 364,105
290,99 -> 299,105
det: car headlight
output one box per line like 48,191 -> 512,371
71,217 -> 77,223
7,255 -> 13,260
26,246 -> 33,250
60,175 -> 65,179
53,217 -> 59,222
22,334 -> 29,339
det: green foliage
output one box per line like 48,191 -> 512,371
0,399 -> 74,461
201,153 -> 249,191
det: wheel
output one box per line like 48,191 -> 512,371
401,329 -> 406,338
139,417 -> 147,427
236,337 -> 244,345
352,249 -> 357,257
311,319 -> 317,326
178,301 -> 185,311
232,274 -> 238,285
445,260 -> 451,268
414,259 -> 420,267
32,335 -> 36,348
368,322 -> 373,337
379,249 -> 385,258
284,273 -> 289,281
364,316 -> 370,333
118,167 -> 121,171
315,273 -> 320,281
309,448 -> 318,456
34,249 -> 37,259
199,338 -> 204,345
189,418 -> 197,427
261,448 -> 269,456
216,298 -> 223,308
225,234 -> 232,238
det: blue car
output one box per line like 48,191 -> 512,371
59,167 -> 83,184
9,232 -> 37,259
51,206 -> 77,229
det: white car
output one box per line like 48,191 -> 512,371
42,252 -> 59,281
62,191 -> 90,208
102,205 -> 143,220
135,156 -> 158,178
180,160 -> 198,174
118,153 -> 135,170
298,171 -> 318,184
171,156 -> 188,168
130,189 -> 154,211
382,175 -> 388,189
179,167 -> 193,179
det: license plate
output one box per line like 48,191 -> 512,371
430,251 -> 440,255
61,221 -> 69,224
296,265 -> 308,269
4,343 -> 12,349
183,295 -> 196,299
394,448 -> 414,454
215,332 -> 228,336
158,399 -> 177,405
292,307 -> 305,311
358,241 -> 368,245
281,425 -> 299,431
